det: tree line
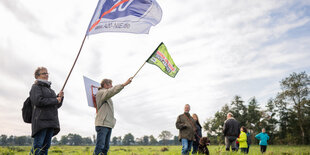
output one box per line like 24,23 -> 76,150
0,131 -> 180,146
0,134 -> 93,146
204,71 -> 310,145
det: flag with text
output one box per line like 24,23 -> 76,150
86,0 -> 162,35
147,42 -> 179,78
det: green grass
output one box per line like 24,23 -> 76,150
0,145 -> 310,155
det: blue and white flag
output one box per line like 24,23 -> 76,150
86,0 -> 162,35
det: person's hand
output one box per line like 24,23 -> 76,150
122,77 -> 133,87
57,97 -> 62,103
58,91 -> 64,97
57,91 -> 64,103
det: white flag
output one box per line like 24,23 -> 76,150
86,0 -> 162,35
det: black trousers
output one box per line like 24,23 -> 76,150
260,145 -> 267,153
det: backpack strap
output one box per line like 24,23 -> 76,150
184,113 -> 201,139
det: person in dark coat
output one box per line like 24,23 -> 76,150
246,130 -> 252,153
223,112 -> 240,151
176,104 -> 196,155
192,113 -> 202,154
29,67 -> 64,155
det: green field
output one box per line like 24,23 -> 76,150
1,145 -> 309,155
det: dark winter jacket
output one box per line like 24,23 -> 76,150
195,121 -> 202,140
223,117 -> 240,137
176,112 -> 196,141
247,132 -> 252,145
30,80 -> 63,137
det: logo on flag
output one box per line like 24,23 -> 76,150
147,42 -> 179,78
87,0 -> 162,35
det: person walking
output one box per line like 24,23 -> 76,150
93,77 -> 132,155
176,104 -> 196,155
255,128 -> 270,153
192,113 -> 202,154
30,67 -> 64,155
223,112 -> 240,151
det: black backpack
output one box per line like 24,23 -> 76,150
22,97 -> 32,123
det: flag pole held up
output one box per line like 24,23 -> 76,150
132,61 -> 147,79
61,0 -> 133,91
61,34 -> 87,91
61,0 -> 163,91
132,43 -> 159,79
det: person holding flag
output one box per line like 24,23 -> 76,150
94,77 -> 132,155
29,67 -> 64,155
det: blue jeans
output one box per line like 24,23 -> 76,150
181,139 -> 192,155
30,128 -> 54,155
94,126 -> 112,155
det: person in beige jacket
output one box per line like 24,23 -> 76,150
94,77 -> 132,155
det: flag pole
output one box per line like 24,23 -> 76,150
61,34 -> 87,91
60,0 -> 132,91
132,61 -> 147,79
132,46 -> 158,79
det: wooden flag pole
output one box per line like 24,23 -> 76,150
61,34 -> 87,91
132,44 -> 159,79
132,61 -> 147,79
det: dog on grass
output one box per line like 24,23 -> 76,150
198,137 -> 210,155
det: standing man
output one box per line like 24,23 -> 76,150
176,104 -> 196,155
223,112 -> 240,151
94,77 -> 132,155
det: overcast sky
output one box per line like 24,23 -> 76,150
1,0 -> 310,141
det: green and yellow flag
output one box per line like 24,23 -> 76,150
146,42 -> 179,78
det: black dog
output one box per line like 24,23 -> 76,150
198,137 -> 210,155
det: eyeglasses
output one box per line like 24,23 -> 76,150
40,72 -> 49,75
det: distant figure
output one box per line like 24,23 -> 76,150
255,128 -> 270,153
192,113 -> 202,154
30,67 -> 64,155
237,126 -> 248,154
94,77 -> 132,155
223,112 -> 240,151
246,129 -> 252,153
176,104 -> 196,155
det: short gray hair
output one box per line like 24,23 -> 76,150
34,67 -> 47,79
227,112 -> 233,117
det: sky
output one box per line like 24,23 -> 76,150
1,0 -> 310,141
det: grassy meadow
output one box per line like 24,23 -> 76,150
0,145 -> 310,155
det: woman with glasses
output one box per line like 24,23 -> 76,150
29,67 -> 64,155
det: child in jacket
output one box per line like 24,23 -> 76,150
237,126 -> 248,153
255,128 -> 270,153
